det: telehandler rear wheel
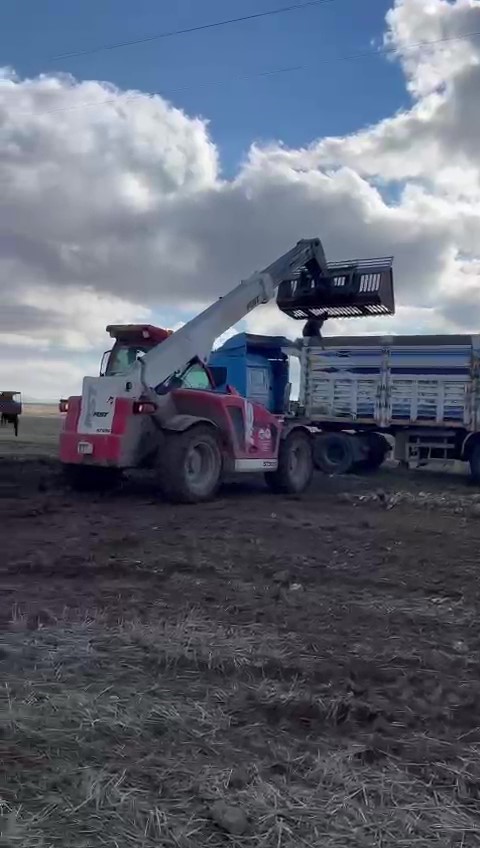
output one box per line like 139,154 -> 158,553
265,429 -> 313,495
159,425 -> 222,504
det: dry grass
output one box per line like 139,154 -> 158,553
2,611 -> 480,847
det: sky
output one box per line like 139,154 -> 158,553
0,0 -> 479,399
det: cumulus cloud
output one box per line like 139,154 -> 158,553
274,0 -> 480,192
1,0 -> 480,398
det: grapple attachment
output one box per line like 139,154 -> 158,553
276,256 -> 394,320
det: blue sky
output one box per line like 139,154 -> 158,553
1,0 -> 407,175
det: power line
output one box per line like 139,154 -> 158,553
6,28 -> 480,117
51,0 -> 339,61
15,63 -> 304,115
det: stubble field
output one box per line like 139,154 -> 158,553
1,409 -> 480,846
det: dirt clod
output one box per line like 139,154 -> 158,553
26,608 -> 57,630
272,569 -> 291,585
228,766 -> 250,789
210,801 -> 249,835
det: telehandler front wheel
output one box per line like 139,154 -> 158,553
265,429 -> 313,495
159,425 -> 222,504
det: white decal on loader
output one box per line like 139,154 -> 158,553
245,401 -> 255,446
78,377 -> 119,435
83,383 -> 96,430
235,458 -> 278,472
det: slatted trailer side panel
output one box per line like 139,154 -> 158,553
300,334 -> 480,430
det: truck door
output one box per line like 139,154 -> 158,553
247,366 -> 270,410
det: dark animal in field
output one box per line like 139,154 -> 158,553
1,413 -> 19,436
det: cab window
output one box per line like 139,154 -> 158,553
106,345 -> 147,375
180,362 -> 211,390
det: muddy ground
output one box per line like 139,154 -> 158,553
2,416 -> 480,846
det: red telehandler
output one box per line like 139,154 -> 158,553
60,239 -> 394,502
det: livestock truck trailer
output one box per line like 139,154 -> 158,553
210,332 -> 480,480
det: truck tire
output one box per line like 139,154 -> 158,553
314,432 -> 355,475
353,433 -> 390,473
63,464 -> 121,492
469,443 -> 480,484
159,425 -> 222,504
265,429 -> 313,494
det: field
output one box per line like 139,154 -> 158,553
0,404 -> 61,458
2,410 -> 480,846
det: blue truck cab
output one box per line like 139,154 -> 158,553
208,333 -> 294,414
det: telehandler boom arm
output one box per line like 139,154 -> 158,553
132,239 -> 328,390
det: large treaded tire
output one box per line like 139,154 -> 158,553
470,443 -> 480,484
353,433 -> 391,474
314,432 -> 355,475
265,429 -> 313,495
158,425 -> 222,504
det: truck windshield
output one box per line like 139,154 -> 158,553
106,345 -> 149,375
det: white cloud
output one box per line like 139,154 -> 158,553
0,347 -> 99,400
1,0 -> 480,398
0,283 -> 152,351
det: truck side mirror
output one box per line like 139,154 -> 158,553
209,366 -> 227,389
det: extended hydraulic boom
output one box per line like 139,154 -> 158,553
129,239 -> 328,391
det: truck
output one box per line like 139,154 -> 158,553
59,240 -> 395,502
211,331 -> 480,481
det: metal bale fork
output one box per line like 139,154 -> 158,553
276,255 -> 395,323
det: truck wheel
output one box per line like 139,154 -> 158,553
314,432 -> 355,475
159,425 -> 222,503
353,433 -> 390,473
63,464 -> 121,492
265,429 -> 313,494
469,443 -> 480,484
